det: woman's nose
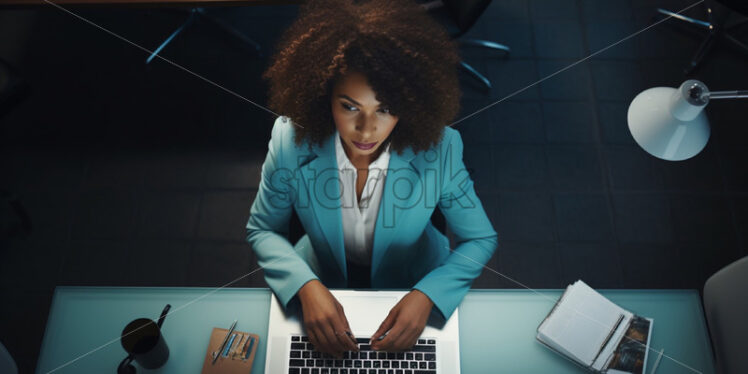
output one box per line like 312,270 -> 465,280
356,118 -> 377,136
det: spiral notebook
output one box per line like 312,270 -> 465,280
537,280 -> 654,374
200,327 -> 259,374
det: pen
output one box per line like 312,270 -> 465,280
223,334 -> 237,357
212,320 -> 237,365
345,331 -> 359,350
591,314 -> 624,366
243,336 -> 255,361
231,334 -> 245,358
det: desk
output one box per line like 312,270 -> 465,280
36,287 -> 715,373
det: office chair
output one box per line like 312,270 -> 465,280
420,0 -> 510,91
146,8 -> 262,64
703,255 -> 748,374
655,0 -> 748,74
0,341 -> 18,374
287,206 -> 448,250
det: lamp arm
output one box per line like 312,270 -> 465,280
705,90 -> 748,100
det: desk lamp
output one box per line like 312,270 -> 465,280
627,79 -> 748,161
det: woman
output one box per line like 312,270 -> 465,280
246,0 -> 498,358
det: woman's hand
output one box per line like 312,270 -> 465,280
369,289 -> 434,351
297,280 -> 359,358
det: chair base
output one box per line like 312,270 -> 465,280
147,7 -> 262,64
657,6 -> 748,75
458,38 -> 511,91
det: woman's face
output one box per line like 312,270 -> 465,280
331,71 -> 399,164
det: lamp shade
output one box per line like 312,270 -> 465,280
627,80 -> 711,161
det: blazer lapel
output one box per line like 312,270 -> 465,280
298,134 -> 347,280
370,145 -> 421,278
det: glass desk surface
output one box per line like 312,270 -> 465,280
36,287 -> 714,374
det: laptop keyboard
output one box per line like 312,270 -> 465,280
287,334 -> 437,374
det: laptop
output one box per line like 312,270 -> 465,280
265,289 -> 461,373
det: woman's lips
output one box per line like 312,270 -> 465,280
352,140 -> 377,150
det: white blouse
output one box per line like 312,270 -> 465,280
334,132 -> 391,266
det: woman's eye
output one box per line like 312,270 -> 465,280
340,102 -> 390,114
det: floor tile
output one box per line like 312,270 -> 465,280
203,150 -> 264,189
554,193 -> 614,242
656,142 -> 724,192
142,150 -> 211,190
71,190 -> 138,240
137,191 -> 201,239
197,190 -> 257,242
727,197 -> 748,255
530,0 -> 579,20
603,145 -> 663,190
542,101 -> 597,143
125,240 -> 192,286
582,0 -> 634,21
585,21 -> 639,59
558,242 -> 623,288
678,242 -> 744,289
187,241 -> 256,287
597,101 -> 636,145
485,192 -> 556,242
669,195 -> 737,247
59,239 -> 131,286
534,22 -> 586,58
537,60 -> 592,100
589,61 -> 644,101
462,145 -> 495,194
0,239 -> 64,291
80,150 -> 147,190
489,101 -> 545,143
496,241 -> 562,289
546,146 -> 604,191
612,193 -> 673,243
483,0 -> 530,20
484,59 -> 541,100
619,244 -> 684,288
718,146 -> 748,192
493,145 -> 548,190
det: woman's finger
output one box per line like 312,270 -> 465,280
402,328 -> 421,351
370,309 -> 397,343
336,304 -> 359,351
319,320 -> 345,357
306,328 -> 320,352
312,323 -> 335,355
372,321 -> 404,351
330,314 -> 358,353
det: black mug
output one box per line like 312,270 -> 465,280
118,304 -> 171,374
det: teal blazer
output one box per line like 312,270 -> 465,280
246,116 -> 498,320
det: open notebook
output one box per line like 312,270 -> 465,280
537,280 -> 653,374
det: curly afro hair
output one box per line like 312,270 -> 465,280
261,0 -> 463,156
